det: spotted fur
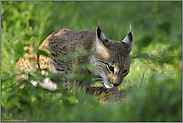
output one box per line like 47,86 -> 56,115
15,25 -> 133,91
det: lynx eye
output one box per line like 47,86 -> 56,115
107,64 -> 114,73
122,69 -> 128,76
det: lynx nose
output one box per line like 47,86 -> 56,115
113,83 -> 120,87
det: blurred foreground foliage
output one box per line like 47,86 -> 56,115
2,68 -> 181,121
1,1 -> 182,122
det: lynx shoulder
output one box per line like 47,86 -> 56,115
15,25 -> 133,90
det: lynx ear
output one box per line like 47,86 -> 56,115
95,25 -> 109,58
121,25 -> 133,47
96,25 -> 108,43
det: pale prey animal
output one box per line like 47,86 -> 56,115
15,24 -> 133,91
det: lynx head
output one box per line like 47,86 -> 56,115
94,25 -> 133,88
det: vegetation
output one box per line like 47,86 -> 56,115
1,1 -> 182,122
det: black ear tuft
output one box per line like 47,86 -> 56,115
98,19 -> 100,27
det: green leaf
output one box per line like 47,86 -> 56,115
37,49 -> 50,57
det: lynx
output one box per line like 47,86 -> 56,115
15,24 -> 133,91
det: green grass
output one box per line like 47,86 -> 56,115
1,1 -> 182,122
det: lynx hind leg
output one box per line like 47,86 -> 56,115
16,57 -> 57,91
15,45 -> 58,91
16,60 -> 57,91
15,49 -> 38,88
15,44 -> 37,76
30,77 -> 57,91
